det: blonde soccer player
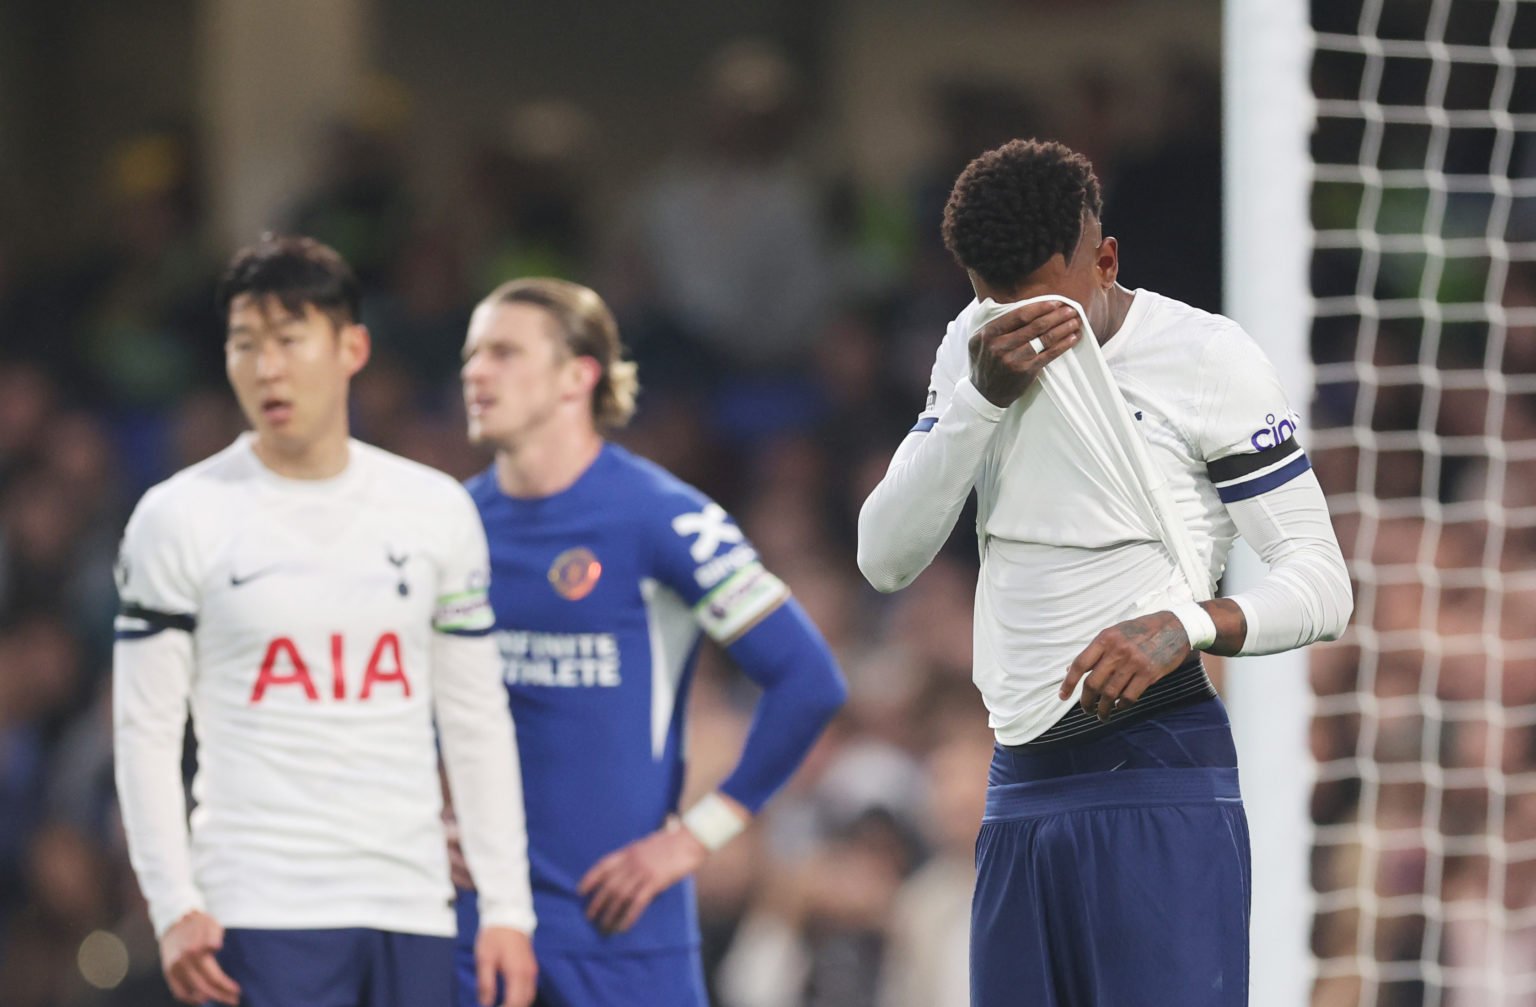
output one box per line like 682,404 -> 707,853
451,278 -> 846,1007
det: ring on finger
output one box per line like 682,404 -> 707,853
1028,336 -> 1046,355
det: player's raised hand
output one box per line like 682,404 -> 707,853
577,825 -> 709,935
1060,611 -> 1191,721
159,909 -> 241,1006
475,925 -> 537,1007
968,301 -> 1082,407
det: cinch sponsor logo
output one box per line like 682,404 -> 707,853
695,543 -> 758,590
1250,411 -> 1301,451
496,631 -> 621,687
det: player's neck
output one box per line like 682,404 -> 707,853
494,423 -> 604,499
1100,285 -> 1136,343
250,427 -> 351,480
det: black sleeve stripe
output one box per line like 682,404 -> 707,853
117,603 -> 197,635
1207,434 -> 1303,485
1216,453 -> 1311,503
433,626 -> 491,641
115,627 -> 169,641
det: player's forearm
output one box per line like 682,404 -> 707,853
857,378 -> 1003,592
432,634 -> 537,934
717,602 -> 846,812
112,636 -> 204,937
1220,472 -> 1354,655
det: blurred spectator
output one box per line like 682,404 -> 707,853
22,132 -> 220,409
613,39 -> 833,391
877,728 -> 991,1007
285,76 -> 416,295
467,99 -> 598,292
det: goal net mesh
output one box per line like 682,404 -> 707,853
1306,1 -> 1536,1004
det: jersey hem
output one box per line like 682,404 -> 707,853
211,907 -> 456,938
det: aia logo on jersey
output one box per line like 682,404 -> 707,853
548,547 -> 602,601
250,633 -> 411,703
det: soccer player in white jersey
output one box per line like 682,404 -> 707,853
113,236 -> 538,1007
858,139 -> 1354,1005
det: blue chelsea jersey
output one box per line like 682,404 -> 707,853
465,444 -> 789,953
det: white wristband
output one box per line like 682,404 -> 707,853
680,793 -> 747,851
1169,601 -> 1218,652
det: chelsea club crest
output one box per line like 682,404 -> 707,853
548,547 -> 602,601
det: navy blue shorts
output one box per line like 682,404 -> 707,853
453,889 -> 707,1007
210,926 -> 453,1007
971,696 -> 1251,1007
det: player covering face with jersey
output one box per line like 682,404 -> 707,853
859,139 -> 1351,1006
453,278 -> 845,1007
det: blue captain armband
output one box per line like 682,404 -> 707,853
1208,434 -> 1311,503
911,417 -> 938,433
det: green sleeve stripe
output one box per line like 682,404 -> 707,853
435,614 -> 493,631
435,588 -> 488,605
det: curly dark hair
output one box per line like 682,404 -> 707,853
941,138 -> 1104,291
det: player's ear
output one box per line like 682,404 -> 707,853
1096,235 -> 1120,288
340,322 -> 371,376
566,354 -> 602,400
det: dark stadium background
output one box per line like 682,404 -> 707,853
0,1 -> 1224,1003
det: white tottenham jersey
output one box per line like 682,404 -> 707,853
864,290 -> 1326,744
113,435 -> 534,937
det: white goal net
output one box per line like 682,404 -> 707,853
1304,1 -> 1536,1004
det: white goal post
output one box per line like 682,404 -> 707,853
1223,3 -> 1317,1007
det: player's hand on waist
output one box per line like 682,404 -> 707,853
159,909 -> 241,1006
1061,611 -> 1192,722
577,823 -> 711,935
475,925 -> 537,1007
968,302 -> 1082,407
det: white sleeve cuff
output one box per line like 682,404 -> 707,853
951,377 -> 1007,423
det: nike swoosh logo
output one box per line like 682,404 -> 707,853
229,568 -> 281,587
